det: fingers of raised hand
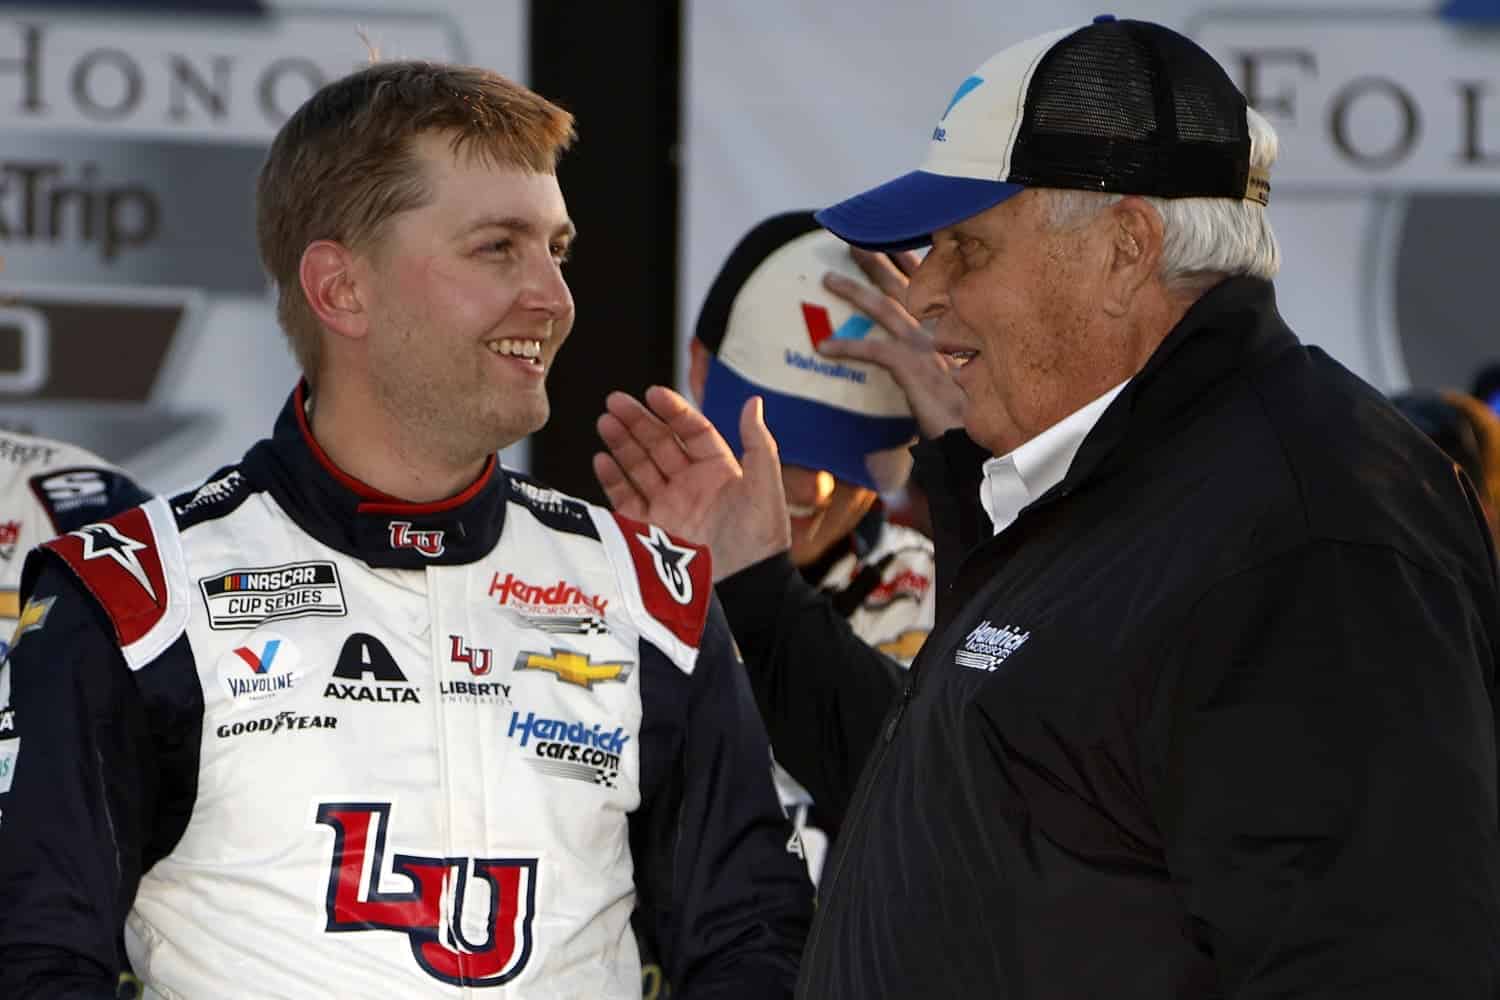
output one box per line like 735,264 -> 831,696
849,246 -> 909,299
644,385 -> 736,463
596,409 -> 669,495
890,249 -> 923,279
822,269 -> 924,348
591,452 -> 646,517
604,389 -> 691,479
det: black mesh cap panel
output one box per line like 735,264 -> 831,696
1006,19 -> 1251,199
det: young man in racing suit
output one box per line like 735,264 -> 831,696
0,61 -> 811,999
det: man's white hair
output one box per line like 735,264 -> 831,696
1042,107 -> 1281,292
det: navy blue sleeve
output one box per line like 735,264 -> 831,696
716,552 -> 901,833
0,557 -> 155,998
629,596 -> 813,1000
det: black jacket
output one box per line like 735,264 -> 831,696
794,277 -> 1500,998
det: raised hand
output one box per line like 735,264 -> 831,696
817,246 -> 965,439
594,385 -> 792,581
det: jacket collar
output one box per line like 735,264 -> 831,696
1049,276 -> 1299,500
243,382 -> 508,568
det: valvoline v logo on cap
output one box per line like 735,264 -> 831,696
801,303 -> 874,349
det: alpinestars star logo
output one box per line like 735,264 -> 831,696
635,524 -> 696,605
71,522 -> 156,600
317,803 -> 537,988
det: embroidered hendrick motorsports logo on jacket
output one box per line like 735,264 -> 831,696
955,620 -> 1031,672
199,561 -> 347,630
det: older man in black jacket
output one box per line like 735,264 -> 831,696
595,16 -> 1500,998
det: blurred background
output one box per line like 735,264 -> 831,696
2,0 -> 1498,500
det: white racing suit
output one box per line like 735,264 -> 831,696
0,387 -> 811,1000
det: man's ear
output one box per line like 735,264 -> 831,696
299,240 -> 368,341
688,338 -> 711,405
1101,197 -> 1164,317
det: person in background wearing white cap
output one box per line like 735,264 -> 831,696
594,16 -> 1500,998
614,212 -> 937,999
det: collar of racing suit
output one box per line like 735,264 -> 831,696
238,381 -> 510,569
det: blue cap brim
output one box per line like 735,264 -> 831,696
815,170 -> 1025,251
702,359 -> 917,493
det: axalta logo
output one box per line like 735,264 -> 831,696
507,710 -> 630,788
317,803 -> 537,988
220,632 -> 302,702
389,521 -> 445,558
488,572 -> 608,616
324,633 -> 420,706
955,620 -> 1030,673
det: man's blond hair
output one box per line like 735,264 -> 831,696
255,61 -> 576,385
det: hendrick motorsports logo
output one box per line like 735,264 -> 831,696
506,710 -> 630,788
954,620 -> 1030,673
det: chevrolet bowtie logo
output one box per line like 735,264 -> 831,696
514,649 -> 631,689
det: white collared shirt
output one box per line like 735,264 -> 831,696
980,381 -> 1129,536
